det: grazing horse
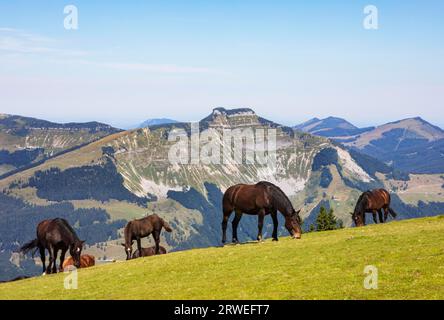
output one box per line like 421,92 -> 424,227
351,189 -> 397,227
62,254 -> 95,269
131,246 -> 167,259
21,218 -> 85,274
222,181 -> 302,244
122,214 -> 172,260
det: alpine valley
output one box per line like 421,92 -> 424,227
1,108 -> 444,281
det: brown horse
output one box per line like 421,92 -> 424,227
21,218 -> 84,274
351,189 -> 397,227
62,254 -> 95,269
222,181 -> 302,244
131,246 -> 167,259
122,214 -> 172,260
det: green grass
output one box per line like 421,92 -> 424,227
1,216 -> 444,300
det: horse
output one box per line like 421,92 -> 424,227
131,245 -> 167,259
62,254 -> 95,269
21,218 -> 85,274
351,189 -> 397,227
122,214 -> 172,260
222,181 -> 303,244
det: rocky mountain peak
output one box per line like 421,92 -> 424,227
201,107 -> 260,128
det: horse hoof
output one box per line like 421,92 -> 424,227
272,238 -> 278,242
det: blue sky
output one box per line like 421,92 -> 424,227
0,1 -> 443,128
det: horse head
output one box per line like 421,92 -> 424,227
350,211 -> 364,227
285,209 -> 302,239
121,241 -> 134,260
70,240 -> 85,268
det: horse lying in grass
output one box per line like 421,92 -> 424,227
351,189 -> 397,227
131,246 -> 167,259
21,218 -> 84,274
122,214 -> 172,260
62,254 -> 95,269
222,181 -> 303,244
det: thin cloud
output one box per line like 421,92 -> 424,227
0,27 -> 221,75
99,62 -> 216,74
0,27 -> 86,56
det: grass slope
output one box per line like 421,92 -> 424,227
1,216 -> 444,300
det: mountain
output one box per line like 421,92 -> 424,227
294,116 -> 374,138
139,118 -> 178,128
342,117 -> 444,174
0,114 -> 120,177
1,108 -> 443,281
296,116 -> 444,174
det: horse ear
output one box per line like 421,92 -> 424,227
349,212 -> 354,216
120,243 -> 126,247
295,209 -> 301,215
81,240 -> 86,245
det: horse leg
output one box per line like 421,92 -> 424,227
52,248 -> 59,274
152,231 -> 160,254
59,248 -> 67,272
137,238 -> 143,257
372,211 -> 378,224
257,209 -> 265,242
222,207 -> 233,244
46,246 -> 54,274
271,211 -> 279,241
383,207 -> 389,221
378,209 -> 384,223
39,246 -> 46,275
232,210 -> 242,244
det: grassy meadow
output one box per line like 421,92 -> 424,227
1,216 -> 443,300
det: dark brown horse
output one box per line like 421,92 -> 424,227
222,181 -> 302,244
351,189 -> 397,227
21,218 -> 85,274
131,245 -> 167,259
122,214 -> 172,260
62,254 -> 95,269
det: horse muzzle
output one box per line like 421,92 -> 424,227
292,233 -> 302,239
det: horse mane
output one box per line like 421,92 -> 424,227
55,218 -> 80,242
354,190 -> 371,214
124,221 -> 133,243
256,181 -> 294,213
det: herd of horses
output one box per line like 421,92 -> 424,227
18,181 -> 397,276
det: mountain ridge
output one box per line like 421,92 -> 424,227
1,108 -> 444,281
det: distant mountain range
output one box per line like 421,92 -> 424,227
0,114 -> 120,177
294,116 -> 375,137
295,117 -> 444,174
138,118 -> 178,128
1,108 -> 444,281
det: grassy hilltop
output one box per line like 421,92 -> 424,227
1,216 -> 444,300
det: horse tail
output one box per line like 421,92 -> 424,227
389,207 -> 398,218
161,219 -> 173,232
20,239 -> 39,255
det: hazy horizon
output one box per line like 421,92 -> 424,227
2,107 -> 442,131
1,1 -> 443,129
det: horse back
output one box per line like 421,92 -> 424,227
223,183 -> 270,213
364,189 -> 391,209
62,254 -> 95,269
